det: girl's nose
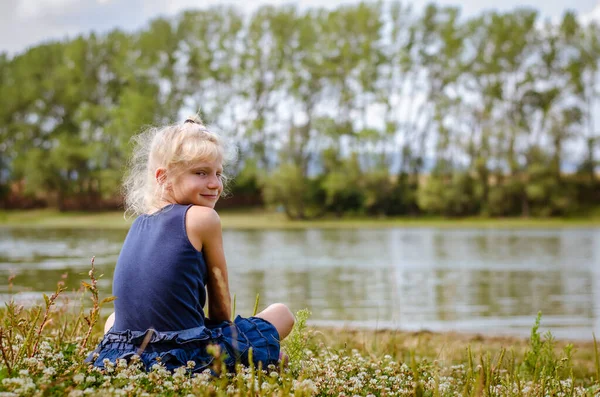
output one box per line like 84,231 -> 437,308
207,175 -> 221,188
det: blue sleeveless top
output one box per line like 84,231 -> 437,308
112,204 -> 208,331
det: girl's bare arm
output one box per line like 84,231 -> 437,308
186,206 -> 232,322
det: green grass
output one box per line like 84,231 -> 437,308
0,266 -> 599,396
2,208 -> 600,230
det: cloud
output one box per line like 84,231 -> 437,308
580,1 -> 600,23
16,0 -> 79,18
1,0 -> 598,55
0,0 -> 151,55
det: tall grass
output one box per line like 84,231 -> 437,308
0,261 -> 598,396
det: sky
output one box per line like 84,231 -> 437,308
1,0 -> 599,55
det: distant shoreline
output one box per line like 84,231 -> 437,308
1,209 -> 600,229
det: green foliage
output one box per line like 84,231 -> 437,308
417,174 -> 448,215
281,309 -> 312,376
261,164 -> 324,219
1,2 -> 599,218
487,179 -> 525,217
417,172 -> 480,216
322,154 -> 364,216
522,312 -> 574,380
230,160 -> 262,198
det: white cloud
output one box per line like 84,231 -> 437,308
1,0 -> 598,55
580,1 -> 600,23
16,0 -> 78,18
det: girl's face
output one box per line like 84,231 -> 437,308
169,157 -> 223,209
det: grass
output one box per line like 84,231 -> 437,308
0,263 -> 599,396
2,208 -> 600,230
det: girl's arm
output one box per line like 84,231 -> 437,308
187,206 -> 232,323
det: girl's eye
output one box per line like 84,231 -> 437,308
196,171 -> 207,176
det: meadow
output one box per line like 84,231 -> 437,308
0,260 -> 598,396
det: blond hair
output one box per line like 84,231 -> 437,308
123,116 -> 237,217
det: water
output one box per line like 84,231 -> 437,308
1,226 -> 598,340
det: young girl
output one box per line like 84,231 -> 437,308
86,116 -> 295,372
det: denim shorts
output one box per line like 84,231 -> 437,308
85,315 -> 281,373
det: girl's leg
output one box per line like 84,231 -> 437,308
104,312 -> 115,334
255,303 -> 295,339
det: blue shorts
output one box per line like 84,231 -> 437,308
85,315 -> 281,373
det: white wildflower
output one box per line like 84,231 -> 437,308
72,373 -> 85,384
40,341 -> 52,353
23,358 -> 37,366
151,363 -> 162,371
293,379 -> 317,395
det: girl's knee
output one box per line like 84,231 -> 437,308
104,312 -> 115,334
270,303 -> 295,325
258,303 -> 295,339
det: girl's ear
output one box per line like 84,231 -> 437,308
155,168 -> 168,187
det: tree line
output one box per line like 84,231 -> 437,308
1,2 -> 599,218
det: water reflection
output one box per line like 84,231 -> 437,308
0,226 -> 598,339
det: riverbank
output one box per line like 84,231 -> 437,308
2,208 -> 600,229
0,309 -> 598,395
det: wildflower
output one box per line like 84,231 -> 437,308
186,360 -> 196,369
23,358 -> 37,366
40,341 -> 52,353
293,379 -> 317,394
260,382 -> 271,392
151,363 -> 162,372
43,367 -> 56,376
85,376 -> 95,383
18,370 -> 29,376
73,373 -> 85,384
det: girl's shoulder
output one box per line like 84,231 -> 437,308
186,205 -> 222,236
